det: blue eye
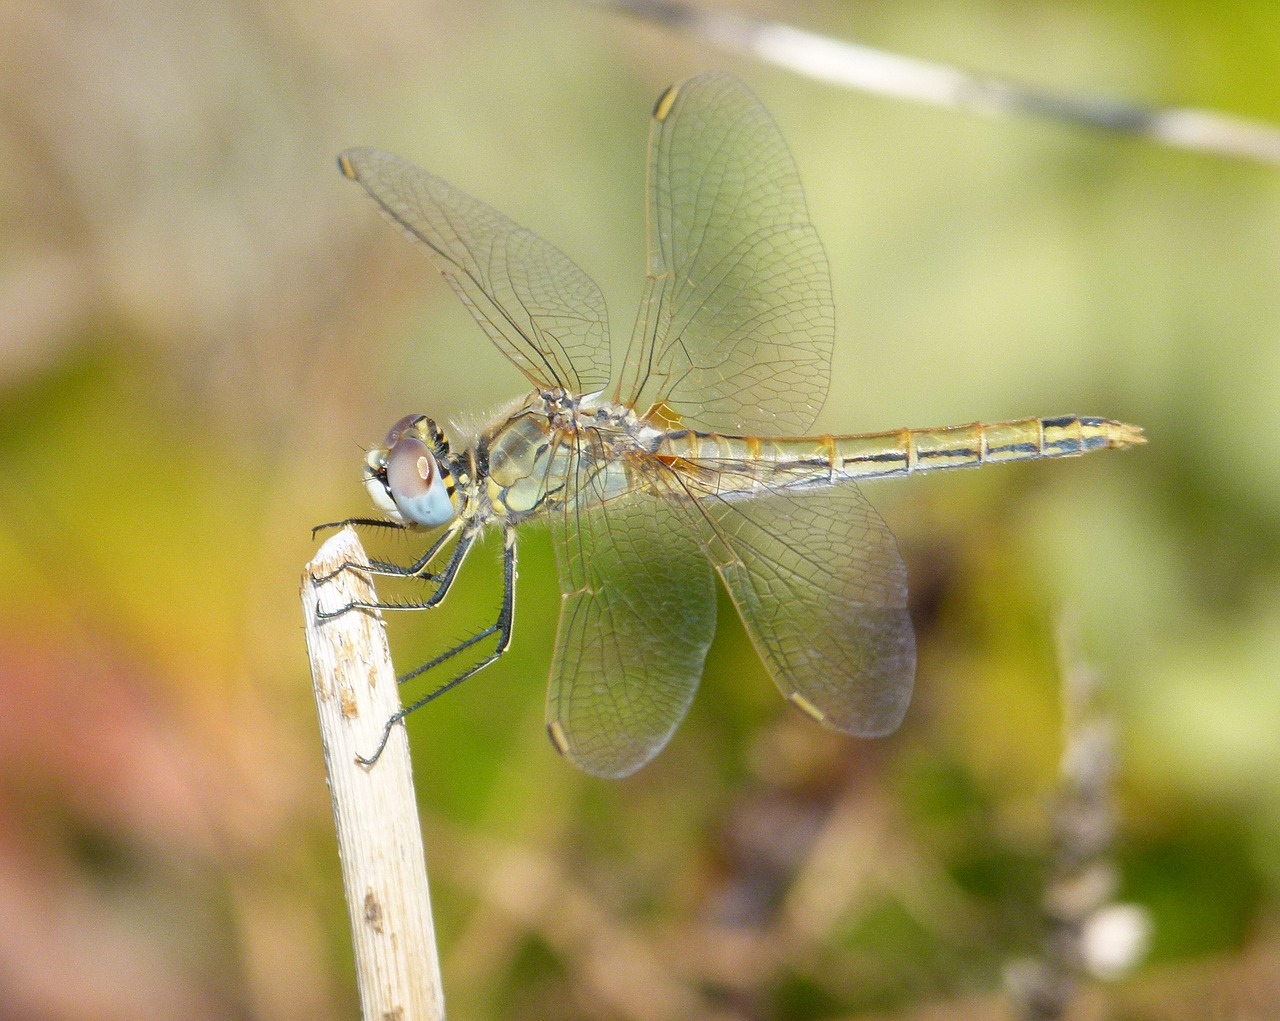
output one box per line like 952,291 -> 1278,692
384,435 -> 456,527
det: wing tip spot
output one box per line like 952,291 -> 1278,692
547,720 -> 570,756
787,691 -> 827,723
337,152 -> 358,181
653,83 -> 680,121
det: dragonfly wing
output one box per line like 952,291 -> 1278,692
684,478 -> 915,736
547,441 -> 716,778
619,73 -> 834,434
340,147 -> 610,395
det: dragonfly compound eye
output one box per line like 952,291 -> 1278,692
362,448 -> 400,520
384,434 -> 456,528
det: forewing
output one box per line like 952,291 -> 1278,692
547,439 -> 716,778
683,478 -> 915,737
619,73 -> 834,434
340,147 -> 610,394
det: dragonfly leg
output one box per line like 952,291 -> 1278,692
316,529 -> 476,619
311,516 -> 407,540
357,527 -> 517,767
314,524 -> 458,586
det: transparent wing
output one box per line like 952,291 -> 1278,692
547,438 -> 716,779
340,147 -> 610,394
674,470 -> 915,736
618,73 -> 834,434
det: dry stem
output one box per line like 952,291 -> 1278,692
302,527 -> 445,1021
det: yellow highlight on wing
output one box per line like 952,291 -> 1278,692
652,83 -> 680,121
645,400 -> 685,431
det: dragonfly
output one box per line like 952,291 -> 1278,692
322,72 -> 1143,778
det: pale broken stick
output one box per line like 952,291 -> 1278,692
301,528 -> 445,1021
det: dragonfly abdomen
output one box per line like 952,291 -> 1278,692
656,415 -> 1144,494
831,415 -> 1144,481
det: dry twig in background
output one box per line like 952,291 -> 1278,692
1006,621 -> 1150,1020
302,528 -> 445,1021
595,0 -> 1280,169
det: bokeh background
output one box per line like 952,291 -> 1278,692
2,2 -> 1278,1019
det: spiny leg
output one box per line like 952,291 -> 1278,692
317,528 -> 476,619
315,523 -> 459,586
358,526 -> 518,767
312,517 -> 407,540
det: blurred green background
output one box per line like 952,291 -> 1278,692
2,1 -> 1278,1018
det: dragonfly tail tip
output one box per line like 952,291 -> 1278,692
1107,421 -> 1146,448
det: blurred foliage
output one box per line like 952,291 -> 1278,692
1,1 -> 1279,1019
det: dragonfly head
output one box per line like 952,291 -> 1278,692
364,414 -> 457,528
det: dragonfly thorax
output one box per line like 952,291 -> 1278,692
475,392 -> 650,521
539,387 -> 580,432
364,413 -> 459,528
540,388 -> 644,436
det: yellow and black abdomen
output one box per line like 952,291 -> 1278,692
654,415 -> 1144,496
